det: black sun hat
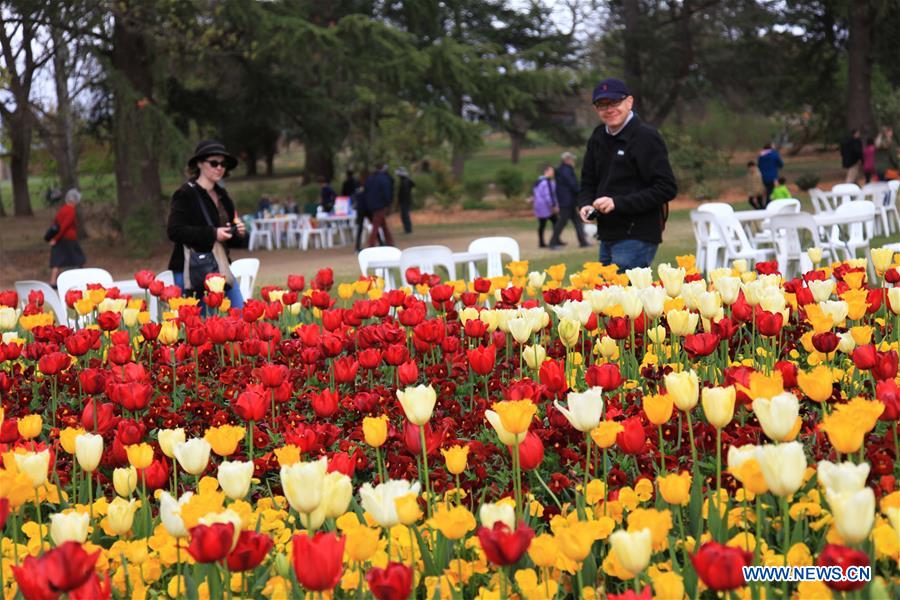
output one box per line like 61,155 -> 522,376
187,140 -> 238,170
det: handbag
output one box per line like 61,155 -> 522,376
182,183 -> 235,291
44,222 -> 60,242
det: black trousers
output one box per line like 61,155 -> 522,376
549,204 -> 587,246
355,211 -> 383,250
399,201 -> 412,233
537,215 -> 558,247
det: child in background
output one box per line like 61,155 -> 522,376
746,161 -> 766,209
863,138 -> 876,183
770,177 -> 791,200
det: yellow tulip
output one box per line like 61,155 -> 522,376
113,466 -> 138,497
274,444 -> 302,467
591,420 -> 624,449
58,427 -> 85,454
797,366 -> 834,403
727,446 -> 769,495
491,399 -> 537,435
158,320 -> 180,345
546,263 -> 566,283
394,492 -> 423,525
819,412 -> 865,454
106,497 -> 139,535
321,472 -> 353,519
126,443 -> 154,470
701,386 -> 736,429
362,415 -> 389,448
871,247 -> 894,274
528,533 -> 559,568
345,526 -> 381,562
396,384 -> 437,425
666,309 -> 699,336
651,571 -> 685,600
807,247 -> 823,264
158,428 -> 186,458
827,488 -> 875,545
17,414 -> 42,440
556,521 -> 598,562
430,504 -> 476,540
657,471 -> 691,505
664,370 -> 699,411
627,508 -> 673,551
441,445 -> 469,475
205,425 -> 245,457
642,393 -> 673,425
13,449 -> 50,487
837,397 -> 885,434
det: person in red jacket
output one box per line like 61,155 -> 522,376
48,189 -> 86,287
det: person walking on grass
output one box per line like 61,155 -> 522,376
841,129 -> 863,184
48,189 -> 86,288
757,143 -> 783,205
577,78 -> 677,271
549,152 -> 589,249
746,160 -> 766,209
395,167 -> 415,234
366,163 -> 394,248
533,164 -> 558,248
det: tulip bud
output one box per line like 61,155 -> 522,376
322,471 -> 353,518
626,267 -> 653,290
14,450 -> 50,487
50,511 -> 90,545
173,438 -> 212,476
396,384 -> 437,425
597,335 -> 618,359
610,528 -> 653,575
807,247 -> 823,265
106,497 -> 138,535
702,386 -> 736,429
479,502 -> 516,530
126,443 -> 154,470
113,466 -> 138,497
17,414 -> 43,440
274,552 -> 292,578
158,428 -> 186,458
74,433 -> 104,472
667,309 -> 699,337
507,317 -> 532,345
217,460 -> 255,500
817,460 -> 870,495
752,392 -> 800,442
441,445 -> 470,475
557,318 -> 580,349
664,370 -> 700,411
523,344 -> 546,370
871,247 -> 894,274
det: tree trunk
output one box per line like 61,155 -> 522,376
847,0 -> 876,137
451,147 -> 466,181
305,142 -> 334,182
51,27 -> 79,192
622,0 -> 644,116
111,5 -> 164,245
9,121 -> 33,217
245,149 -> 258,176
510,132 -> 523,164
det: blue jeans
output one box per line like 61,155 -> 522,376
173,272 -> 244,311
599,239 -> 659,272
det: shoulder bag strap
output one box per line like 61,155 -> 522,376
187,182 -> 218,228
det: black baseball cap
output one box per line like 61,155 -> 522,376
592,78 -> 630,103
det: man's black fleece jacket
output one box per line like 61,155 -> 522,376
577,114 -> 678,244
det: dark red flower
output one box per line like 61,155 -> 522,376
81,400 -> 118,435
0,290 -> 17,308
585,363 -> 622,391
397,360 -> 419,386
403,423 -> 443,457
96,312 -> 121,332
69,573 -> 111,600
755,260 -> 779,275
539,359 -> 568,396
255,363 -> 289,388
606,316 -> 630,340
226,530 -> 273,571
683,332 -> 720,358
775,361 -> 798,389
311,389 -> 340,418
366,562 -> 413,600
43,541 -> 102,593
755,310 -> 783,337
691,541 -> 751,591
287,274 -> 306,292
608,587 -> 652,600
811,332 -> 839,354
616,417 -> 646,454
876,379 -> 900,421
134,270 -> 156,289
12,555 -> 57,600
873,350 -> 899,381
188,522 -> 235,563
712,317 -> 740,341
292,532 -> 345,591
467,344 -> 496,376
473,278 -> 491,293
109,381 -> 153,411
477,521 -> 535,566
817,544 -> 869,592
0,498 -> 9,531
38,352 -> 70,375
138,458 -> 169,491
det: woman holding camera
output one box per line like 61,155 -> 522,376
167,140 -> 247,308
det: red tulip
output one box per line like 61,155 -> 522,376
226,530 -> 273,571
608,587 -> 652,600
358,348 -> 383,369
134,270 -> 156,289
64,289 -> 83,308
109,382 -> 153,411
873,350 -> 899,381
817,544 -> 869,592
96,312 -> 121,331
683,333 -> 720,358
886,267 -> 900,284
81,400 -> 118,435
430,284 -> 453,303
755,310 -> 783,337
138,457 -> 169,491
115,419 -> 147,446
616,417 -> 646,454
234,387 -> 268,422
691,541 -> 750,591
811,332 -> 839,354
605,316 -> 629,340
383,344 -> 409,366
473,277 -> 491,293
38,351 -> 71,375
328,452 -> 356,477
539,359 -> 568,396
366,562 -> 413,600
255,363 -> 289,388
477,521 -> 535,566
467,344 -> 496,376
333,356 -> 359,384
731,292 -> 752,322
107,344 -> 132,366
35,542 -> 100,593
876,379 -> 899,421
292,532 -> 345,591
64,332 -> 94,356
586,363 -> 622,391
712,317 -> 740,341
403,422 -> 444,457
69,573 -> 111,600
311,389 -> 340,418
514,431 -> 544,470
12,555 -> 57,600
140,323 -> 161,341
188,522 -> 235,563
397,360 -> 419,386
0,290 -> 17,308
78,369 -> 107,395
0,497 -> 9,531
851,345 -> 877,371
464,318 -> 487,338
313,268 -> 334,291
794,286 -> 814,306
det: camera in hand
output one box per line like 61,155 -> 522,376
229,223 -> 239,237
586,209 -> 601,221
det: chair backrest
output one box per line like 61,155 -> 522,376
358,246 -> 402,275
765,198 -> 801,215
14,280 -> 68,325
766,212 -> 824,255
229,258 -> 260,301
398,245 -> 456,282
808,188 -> 832,214
689,210 -> 714,246
56,268 -> 114,304
157,270 -> 175,286
711,212 -> 757,255
696,202 -> 734,216
830,183 -> 861,205
468,236 -> 520,278
832,200 -> 876,242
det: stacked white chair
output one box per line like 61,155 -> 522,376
230,258 -> 260,301
248,220 -> 274,251
765,212 -> 832,279
825,201 -> 876,264
466,237 -> 520,279
398,245 -> 457,285
14,280 -> 68,325
358,246 -> 402,291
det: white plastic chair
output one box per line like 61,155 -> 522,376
886,180 -> 900,235
399,245 -> 456,284
690,210 -> 724,273
14,280 -> 68,326
467,236 -> 520,279
765,213 -> 832,279
56,268 -> 114,303
293,215 -> 332,250
752,198 -> 802,246
247,220 -> 274,251
825,201 -> 876,264
808,188 -> 833,214
708,212 -> 775,269
358,246 -> 402,291
230,258 -> 259,301
862,181 -> 899,235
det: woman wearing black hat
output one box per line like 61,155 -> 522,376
167,140 -> 247,308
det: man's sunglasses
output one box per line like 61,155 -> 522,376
205,160 -> 228,169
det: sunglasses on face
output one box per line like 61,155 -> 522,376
205,160 -> 228,169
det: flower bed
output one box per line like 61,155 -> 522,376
0,254 -> 898,599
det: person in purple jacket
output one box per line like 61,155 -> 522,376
533,164 -> 558,247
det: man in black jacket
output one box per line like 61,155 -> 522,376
840,129 -> 863,184
549,152 -> 589,249
578,78 -> 677,271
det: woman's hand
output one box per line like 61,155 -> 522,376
215,227 -> 234,242
234,220 -> 247,237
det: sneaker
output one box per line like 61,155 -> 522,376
549,244 -> 563,251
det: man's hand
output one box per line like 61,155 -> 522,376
592,196 -> 615,214
578,206 -> 594,223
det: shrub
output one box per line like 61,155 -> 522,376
664,131 -> 731,197
463,179 -> 487,202
495,167 -> 525,198
461,198 -> 493,210
795,174 -> 820,191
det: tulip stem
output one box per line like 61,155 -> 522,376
685,410 -> 698,467
409,528 -> 418,593
657,425 -> 666,475
420,427 -> 432,518
532,470 -> 562,511
34,487 -> 44,551
512,436 -> 522,520
583,433 -> 592,496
